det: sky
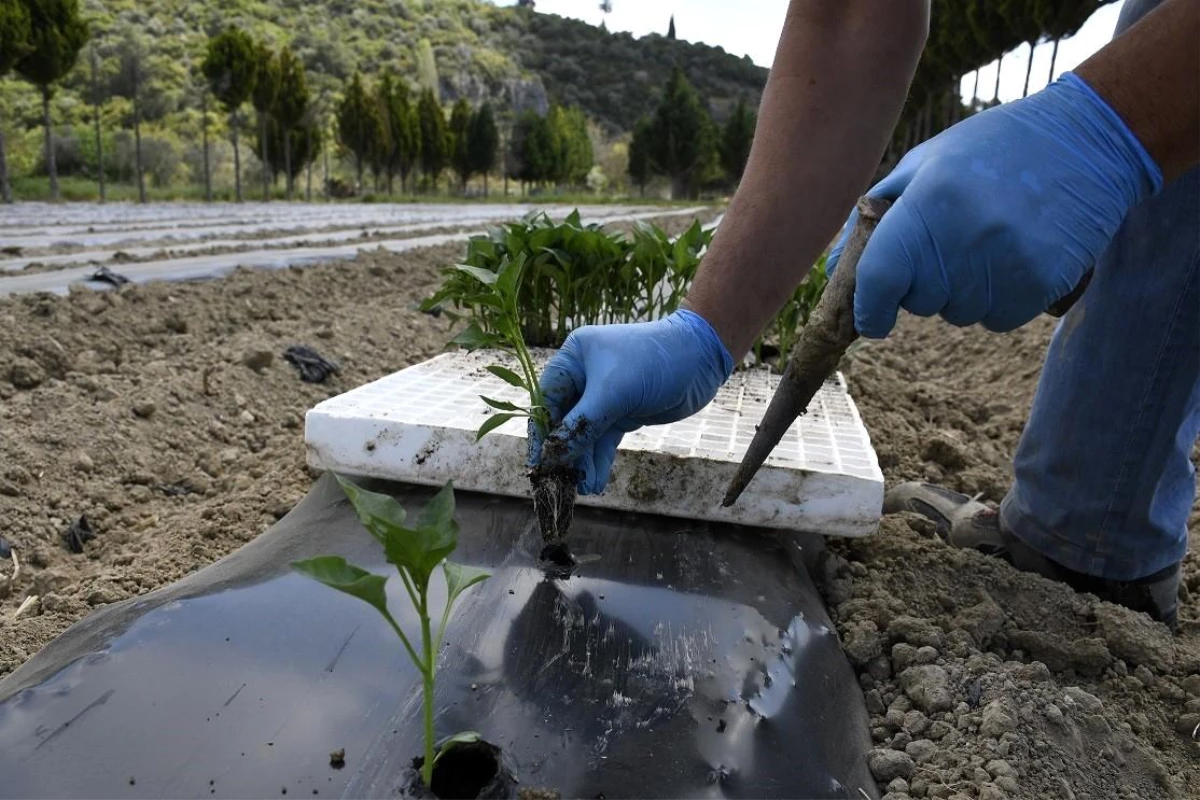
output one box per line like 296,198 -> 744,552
495,1 -> 1126,104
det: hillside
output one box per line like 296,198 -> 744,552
0,0 -> 766,184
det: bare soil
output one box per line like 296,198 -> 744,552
828,318 -> 1200,800
0,210 -> 1196,800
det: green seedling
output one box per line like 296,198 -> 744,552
445,253 -> 552,443
420,209 -> 826,376
442,251 -> 580,549
292,475 -> 490,789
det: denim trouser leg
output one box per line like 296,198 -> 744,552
1000,174 -> 1200,580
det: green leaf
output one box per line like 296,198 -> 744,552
443,561 -> 490,607
334,474 -> 407,546
432,731 -> 483,766
451,323 -> 501,351
485,365 -> 526,388
416,480 -> 457,533
495,253 -> 525,300
476,411 -> 520,440
480,395 -> 524,412
382,483 -> 461,590
292,556 -> 390,618
451,264 -> 498,286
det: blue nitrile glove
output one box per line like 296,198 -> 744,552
528,308 -> 734,495
826,71 -> 1163,338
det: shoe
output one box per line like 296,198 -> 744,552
884,482 -> 1180,632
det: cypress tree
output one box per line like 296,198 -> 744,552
275,47 -> 309,200
335,71 -> 377,196
416,38 -> 438,94
448,97 -> 472,192
15,0 -> 89,202
467,102 -> 498,197
513,110 -> 554,188
378,72 -> 418,194
203,27 -> 259,202
251,43 -> 280,200
627,116 -> 652,197
0,0 -> 31,203
647,67 -> 716,199
112,30 -> 149,203
719,97 -> 755,186
416,88 -> 447,191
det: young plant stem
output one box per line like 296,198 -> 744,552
420,600 -> 436,788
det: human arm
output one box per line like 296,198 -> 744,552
682,0 -> 930,361
828,0 -> 1198,338
531,1 -> 930,492
1074,0 -> 1199,183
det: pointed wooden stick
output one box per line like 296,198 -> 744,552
723,196 -> 890,507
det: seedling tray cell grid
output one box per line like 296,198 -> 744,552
304,350 -> 884,536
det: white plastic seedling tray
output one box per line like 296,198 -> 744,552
304,350 -> 884,536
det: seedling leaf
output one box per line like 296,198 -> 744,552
416,480 -> 457,535
485,365 -> 526,388
443,561 -> 490,607
292,556 -> 389,618
334,474 -> 407,546
480,395 -> 524,412
451,264 -> 499,286
432,731 -> 484,767
476,412 -> 519,440
451,323 -> 501,351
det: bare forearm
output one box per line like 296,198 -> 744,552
683,0 -> 928,360
1075,0 -> 1199,183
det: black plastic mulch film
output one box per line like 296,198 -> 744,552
0,474 -> 878,799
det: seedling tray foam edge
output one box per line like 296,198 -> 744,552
304,350 -> 884,536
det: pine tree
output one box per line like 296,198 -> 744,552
0,0 -> 31,203
646,67 -> 716,199
112,30 -> 150,203
448,97 -> 472,192
667,15 -> 676,40
203,27 -> 259,202
335,71 -> 377,195
251,43 -> 280,200
15,0 -> 88,202
416,88 -> 447,191
274,47 -> 309,200
719,97 -> 755,186
467,102 -> 498,197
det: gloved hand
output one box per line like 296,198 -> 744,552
826,71 -> 1163,338
528,309 -> 734,495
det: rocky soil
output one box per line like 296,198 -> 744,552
823,318 -> 1200,799
0,208 -> 1196,799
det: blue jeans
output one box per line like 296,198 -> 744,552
1000,0 -> 1200,581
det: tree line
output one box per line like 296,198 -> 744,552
0,0 -> 1116,203
892,0 -> 1115,158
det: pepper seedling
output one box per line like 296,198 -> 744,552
292,474 -> 490,790
446,252 -> 579,552
446,252 -> 552,443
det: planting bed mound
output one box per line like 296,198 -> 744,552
0,209 -> 1197,799
0,473 -> 877,799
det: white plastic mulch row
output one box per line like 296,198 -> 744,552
304,349 -> 884,537
0,207 -> 706,297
